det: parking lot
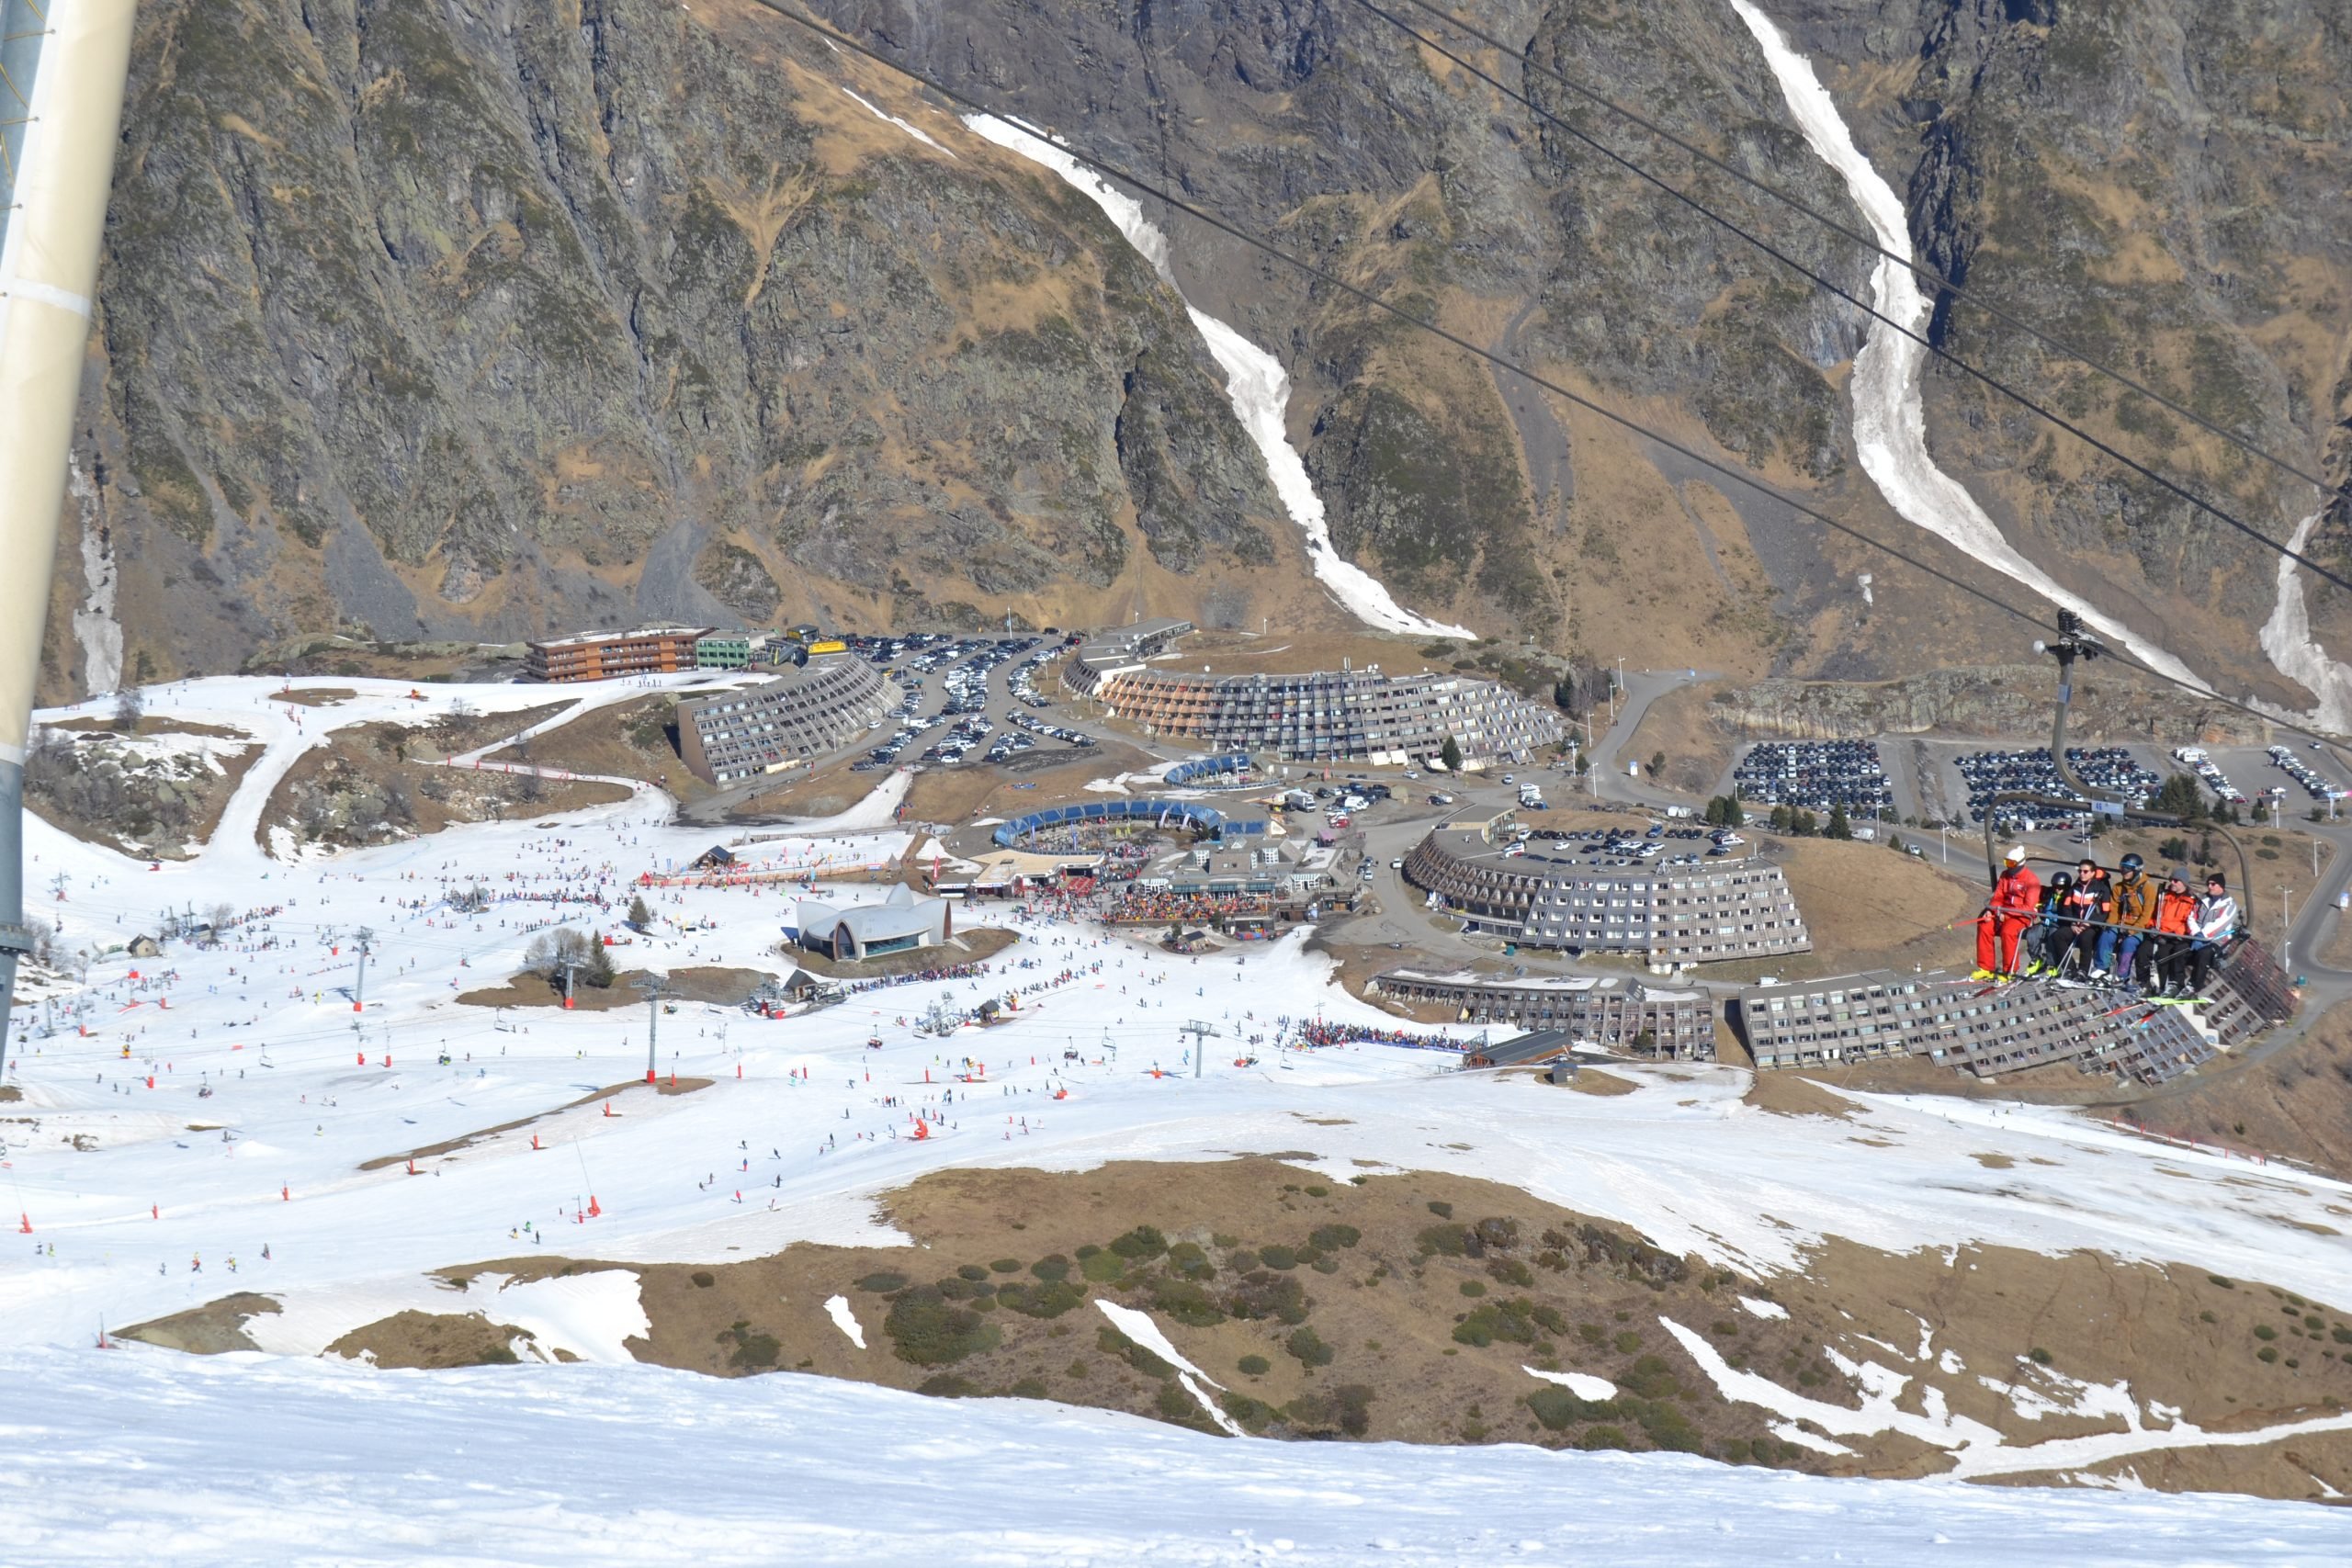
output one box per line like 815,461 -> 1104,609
1730,740 -> 1893,814
842,634 -> 1101,774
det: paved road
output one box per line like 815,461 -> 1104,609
1589,668 -> 1718,812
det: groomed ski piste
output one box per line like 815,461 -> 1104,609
6,675 -> 2352,1564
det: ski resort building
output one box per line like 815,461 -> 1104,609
677,653 -> 895,784
525,626 -> 712,682
1401,826 -> 1808,964
1066,663 -> 1561,767
794,885 -> 950,962
1734,944 -> 2294,1086
1373,969 -> 1714,1060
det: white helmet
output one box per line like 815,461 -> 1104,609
2005,845 -> 2029,863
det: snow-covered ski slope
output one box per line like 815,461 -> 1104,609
8,1347 -> 2349,1568
6,677 -> 2352,1560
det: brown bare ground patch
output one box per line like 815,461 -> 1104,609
1971,1153 -> 2017,1169
1762,837 -> 1984,977
894,742 -> 1166,828
275,687 -> 356,706
1564,1068 -> 1637,1096
298,1160 -> 2351,1497
1744,1072 -> 1860,1121
119,1292 -> 280,1353
457,964 -> 775,1014
413,701 -> 576,758
326,1309 -> 533,1369
479,695 -> 711,802
1626,680 -> 1740,798
258,722 -> 631,852
45,716 -> 252,740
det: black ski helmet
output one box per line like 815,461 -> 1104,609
2120,853 -> 2143,874
2050,872 -> 2075,890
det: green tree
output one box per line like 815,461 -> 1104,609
1792,809 -> 1819,837
628,894 -> 653,929
1770,804 -> 1792,833
2153,773 -> 2207,821
1825,804 -> 1852,840
1648,750 -> 1667,779
1440,735 -> 1463,773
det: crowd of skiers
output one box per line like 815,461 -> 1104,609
1975,846 -> 2242,998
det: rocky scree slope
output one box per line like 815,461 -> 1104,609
52,0 -> 1306,697
55,0 -> 2352,716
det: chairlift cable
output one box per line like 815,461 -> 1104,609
1374,0 -> 2339,499
744,1 -> 2352,768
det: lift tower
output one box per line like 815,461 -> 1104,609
0,2 -> 141,1083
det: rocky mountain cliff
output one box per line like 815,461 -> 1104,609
46,0 -> 2352,721
1770,0 -> 2352,710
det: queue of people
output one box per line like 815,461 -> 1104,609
1974,846 -> 2241,998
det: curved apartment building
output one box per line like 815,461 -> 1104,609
1403,824 -> 1809,965
679,653 -> 893,784
1065,662 -> 1561,767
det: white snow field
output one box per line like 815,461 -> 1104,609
6,675 -> 2352,1560
7,1348 -> 2351,1568
958,113 -> 1474,639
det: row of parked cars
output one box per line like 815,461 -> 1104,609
1007,709 -> 1095,749
1011,649 -> 1060,709
1507,823 -> 1736,869
1732,740 -> 1893,813
1959,746 -> 2155,829
2268,745 -> 2346,801
2170,747 -> 2248,806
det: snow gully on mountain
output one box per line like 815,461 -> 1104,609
1726,2 -> 2197,691
958,114 -> 1472,641
1731,1 -> 2352,728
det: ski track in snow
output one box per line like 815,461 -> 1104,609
7,675 -> 2352,1553
1727,3 -> 2201,693
958,114 -> 1472,639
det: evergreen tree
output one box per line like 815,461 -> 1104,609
1440,735 -> 1463,773
1826,804 -> 1853,840
2153,773 -> 2207,821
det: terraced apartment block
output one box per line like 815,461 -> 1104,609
1371,969 -> 1714,1060
677,654 -> 894,784
1402,827 -> 1808,964
1734,950 -> 2291,1086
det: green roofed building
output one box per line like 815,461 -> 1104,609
696,635 -> 753,670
